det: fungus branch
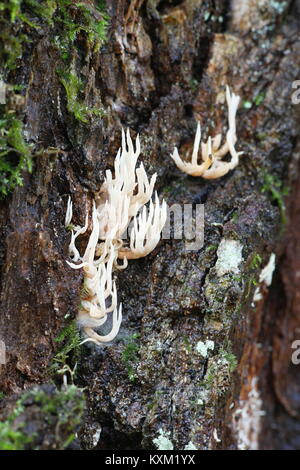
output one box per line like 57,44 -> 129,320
66,129 -> 167,345
171,86 -> 243,179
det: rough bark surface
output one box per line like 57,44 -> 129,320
1,0 -> 300,450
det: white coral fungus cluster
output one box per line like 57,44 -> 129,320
66,129 -> 167,345
171,86 -> 242,179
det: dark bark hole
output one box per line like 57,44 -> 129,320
156,0 -> 185,14
184,104 -> 194,117
192,36 -> 211,82
192,184 -> 216,204
95,424 -> 143,450
2,151 -> 21,168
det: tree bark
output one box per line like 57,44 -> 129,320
1,0 -> 300,450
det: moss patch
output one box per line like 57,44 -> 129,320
0,383 -> 85,450
0,398 -> 33,450
0,1 -> 109,69
50,320 -> 82,379
54,0 -> 109,59
0,87 -> 32,197
121,333 -> 140,383
58,68 -> 105,123
261,171 -> 289,224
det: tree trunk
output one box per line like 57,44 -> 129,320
1,0 -> 300,450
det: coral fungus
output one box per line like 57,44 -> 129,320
171,86 -> 242,179
66,129 -> 167,345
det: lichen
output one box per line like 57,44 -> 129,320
269,0 -> 288,15
215,239 -> 243,277
196,389 -> 210,406
153,428 -> 174,451
184,441 -> 197,450
195,339 -> 215,358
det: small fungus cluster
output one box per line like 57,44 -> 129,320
171,86 -> 242,179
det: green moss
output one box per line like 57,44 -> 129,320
219,349 -> 238,373
250,253 -> 262,270
206,244 -> 217,252
55,0 -> 109,55
253,91 -> 266,106
58,69 -> 105,123
230,274 -> 242,282
50,321 -> 82,377
24,0 -> 57,23
58,70 -> 88,123
0,32 -> 27,70
27,384 -> 84,430
0,0 -> 54,24
183,336 -> 192,352
204,365 -> 216,389
231,210 -> 239,223
0,1 -> 53,69
261,171 -> 289,224
0,0 -> 22,23
256,131 -> 267,140
203,345 -> 237,395
243,253 -> 262,298
121,333 -> 140,382
0,1 -> 109,69
0,397 -> 34,450
0,1 -> 109,194
0,104 -> 32,197
0,384 -> 85,450
243,91 -> 266,110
